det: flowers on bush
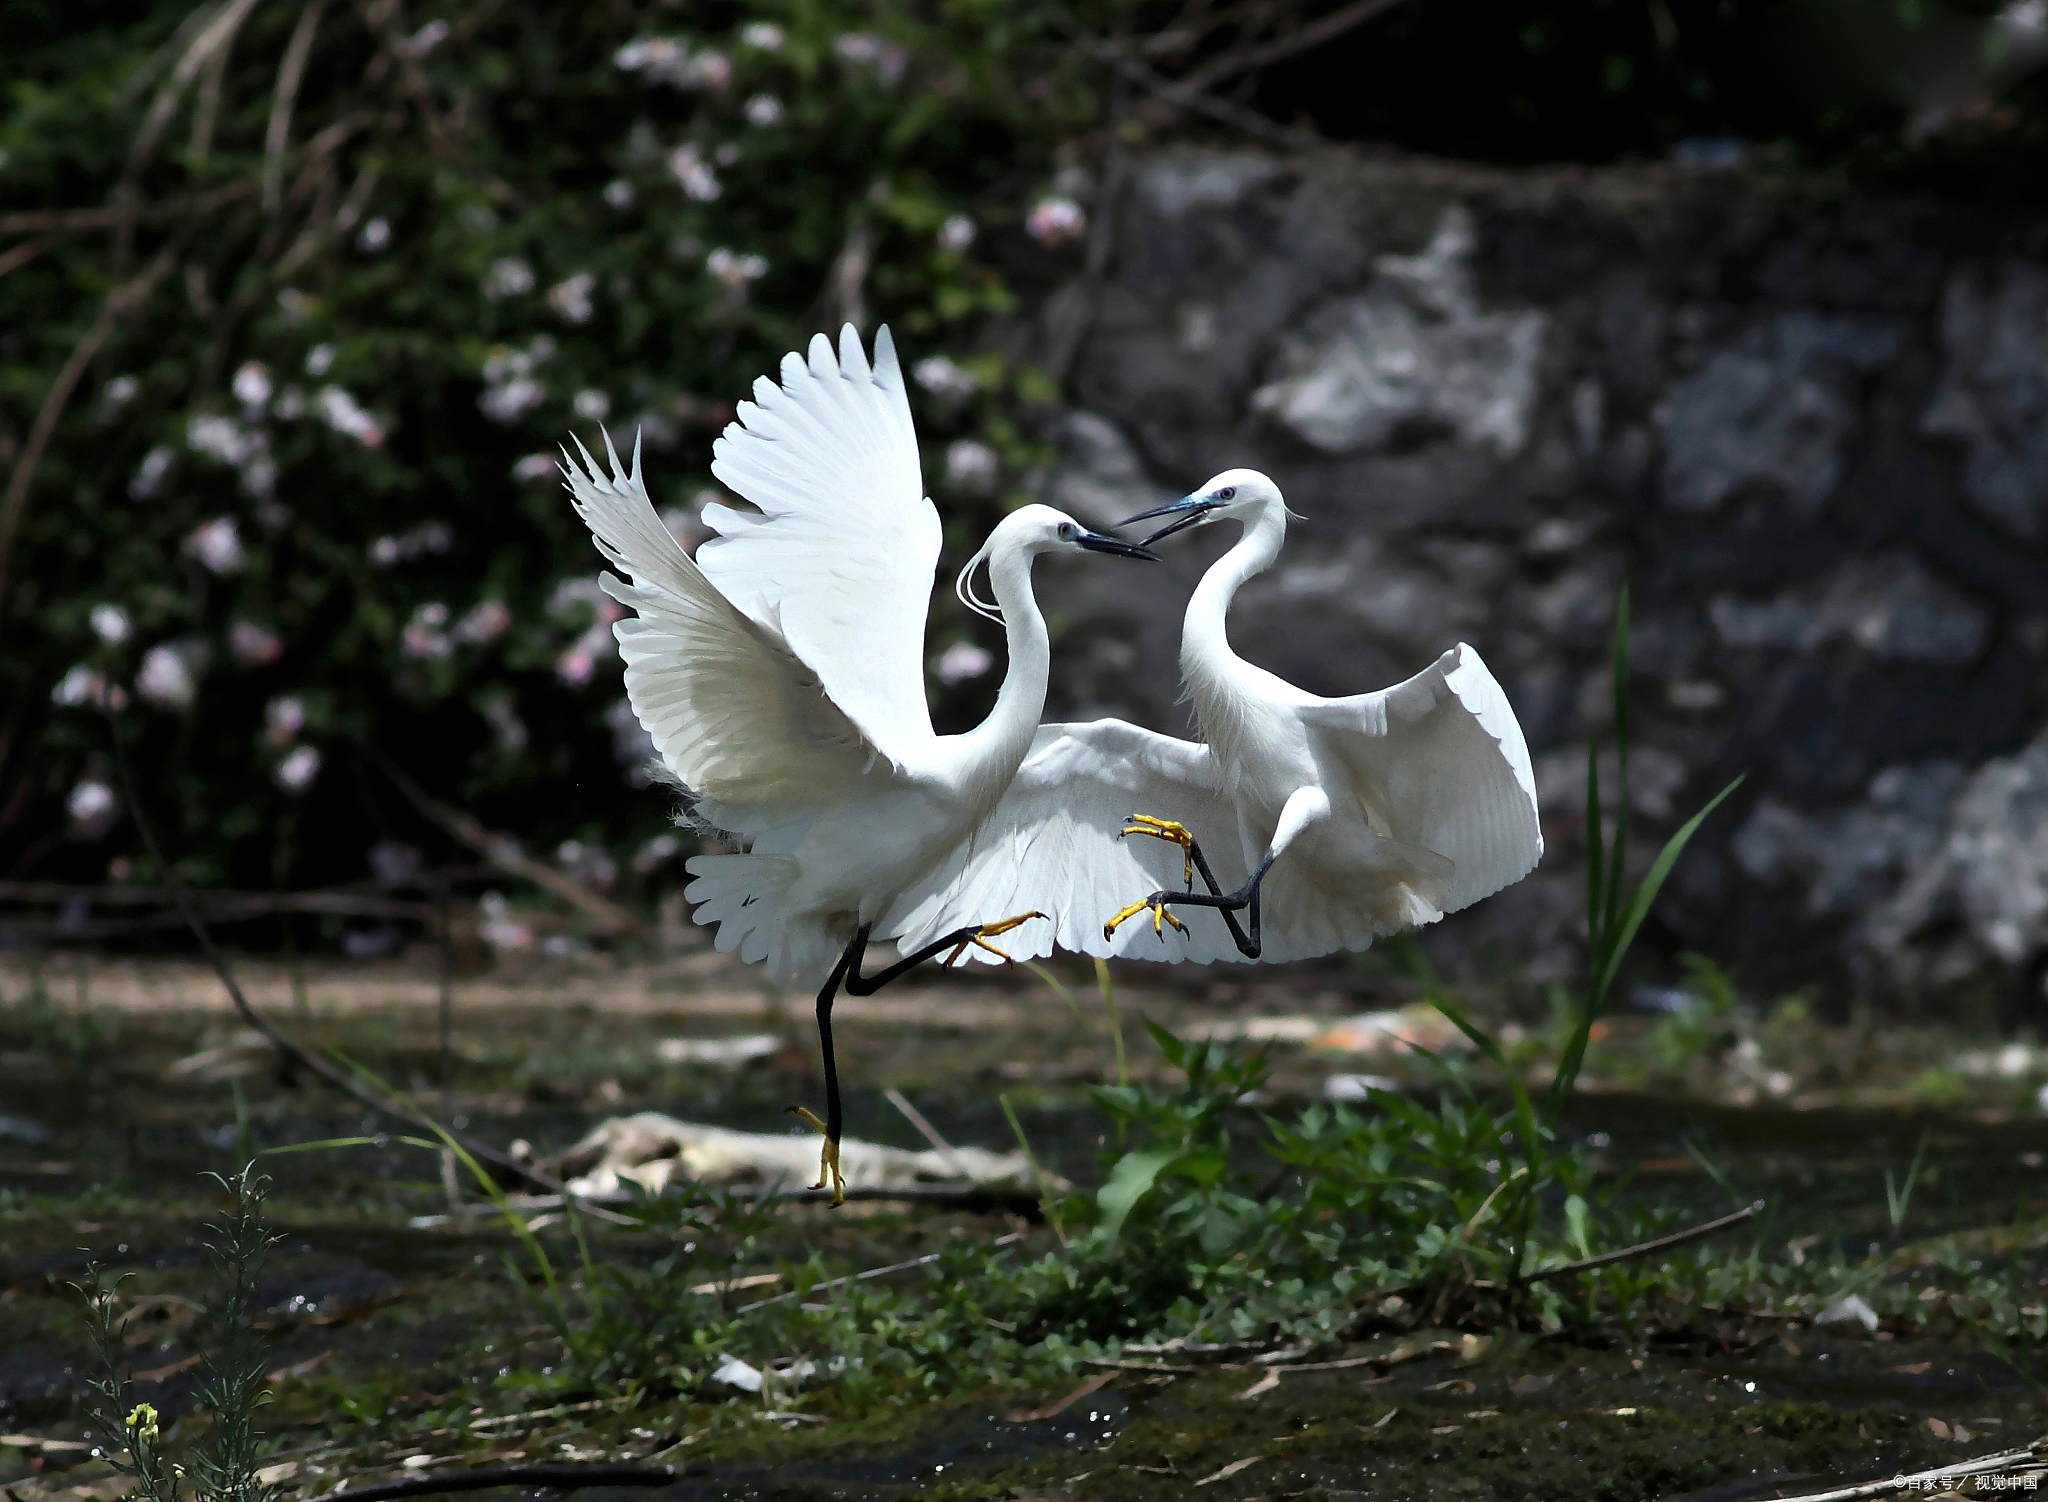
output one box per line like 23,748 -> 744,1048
274,744 -> 321,794
90,604 -> 131,644
68,778 -> 118,838
228,619 -> 282,666
9,0 -> 1088,893
136,641 -> 202,710
549,272 -> 597,325
1027,195 -> 1086,246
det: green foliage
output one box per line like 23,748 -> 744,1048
1650,953 -> 1742,1071
3,0 -> 1115,893
74,1162 -> 281,1502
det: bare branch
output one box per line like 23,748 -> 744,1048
1178,0 -> 1412,94
1042,6 -> 1324,152
0,178 -> 260,236
367,747 -> 649,937
264,2 -> 328,213
0,234 -> 64,283
0,242 -> 179,617
102,706 -> 633,1217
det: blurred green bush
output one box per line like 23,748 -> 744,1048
1,0 -> 1103,902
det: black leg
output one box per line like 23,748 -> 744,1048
793,928 -> 866,1204
796,914 -> 1046,1204
841,919 -> 1038,997
1113,849 -> 1276,959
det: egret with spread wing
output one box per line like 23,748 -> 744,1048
561,325 -> 1157,1201
886,469 -> 1540,967
1102,469 -> 1543,956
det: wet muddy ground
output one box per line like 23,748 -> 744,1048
3,945 -> 2047,1500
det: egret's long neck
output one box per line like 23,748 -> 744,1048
1184,504 -> 1286,675
954,543 -> 1050,784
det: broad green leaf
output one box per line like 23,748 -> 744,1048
1095,1147 -> 1186,1244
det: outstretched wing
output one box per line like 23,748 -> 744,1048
1299,642 -> 1543,916
883,718 -> 1255,966
563,433 -> 896,828
699,324 -> 941,763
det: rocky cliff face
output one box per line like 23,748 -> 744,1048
1006,148 -> 2048,1021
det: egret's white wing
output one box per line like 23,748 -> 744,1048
563,433 -> 893,826
700,324 -> 940,764
1299,642 -> 1543,916
883,718 -> 1253,965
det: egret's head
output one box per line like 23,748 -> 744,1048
1119,469 -> 1285,546
990,503 -> 1163,561
956,505 -> 1159,622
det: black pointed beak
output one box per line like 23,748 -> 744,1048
1118,494 -> 1217,546
1075,530 -> 1162,562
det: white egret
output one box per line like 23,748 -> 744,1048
885,469 -> 1541,966
560,324 -> 1158,1201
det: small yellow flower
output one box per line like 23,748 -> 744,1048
126,1404 -> 159,1444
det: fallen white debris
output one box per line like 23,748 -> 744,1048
548,1111 -> 1042,1196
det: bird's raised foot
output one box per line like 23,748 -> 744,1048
940,910 -> 1049,968
1102,893 -> 1188,943
788,1105 -> 845,1207
1120,814 -> 1196,889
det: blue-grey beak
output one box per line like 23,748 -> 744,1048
1118,493 -> 1218,547
1074,529 -> 1161,562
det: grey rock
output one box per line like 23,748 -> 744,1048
1534,744 -> 1689,820
1006,148 -> 2042,1010
1707,556 -> 1989,666
1042,410 -> 1176,529
1708,593 -> 1817,651
1659,312 -> 1900,515
1732,762 -> 1963,917
1135,152 -> 1286,220
1817,555 -> 1990,666
1923,260 -> 2048,541
1867,734 -> 2048,976
1251,208 -> 1546,458
1949,736 -> 2048,964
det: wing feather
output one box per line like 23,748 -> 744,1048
561,431 -> 889,826
883,719 -> 1251,965
701,324 -> 940,761
1299,642 -> 1543,915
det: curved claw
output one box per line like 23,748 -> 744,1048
789,1105 -> 845,1207
942,909 -> 1049,968
1120,814 -> 1196,889
1102,894 -> 1187,943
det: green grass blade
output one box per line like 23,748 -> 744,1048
256,1135 -> 387,1156
1589,774 -> 1746,1009
1604,589 -> 1632,941
1584,738 -> 1606,955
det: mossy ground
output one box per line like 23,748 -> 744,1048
4,954 -> 2048,1501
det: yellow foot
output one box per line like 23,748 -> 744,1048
1102,894 -> 1188,943
1121,814 -> 1196,888
941,910 -> 1049,968
790,1106 -> 846,1207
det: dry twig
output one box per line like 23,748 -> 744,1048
307,1463 -> 686,1502
368,748 -> 648,937
1524,1201 -> 1765,1283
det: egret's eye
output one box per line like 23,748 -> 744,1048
1058,522 -> 1078,540
1218,486 -> 1236,501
